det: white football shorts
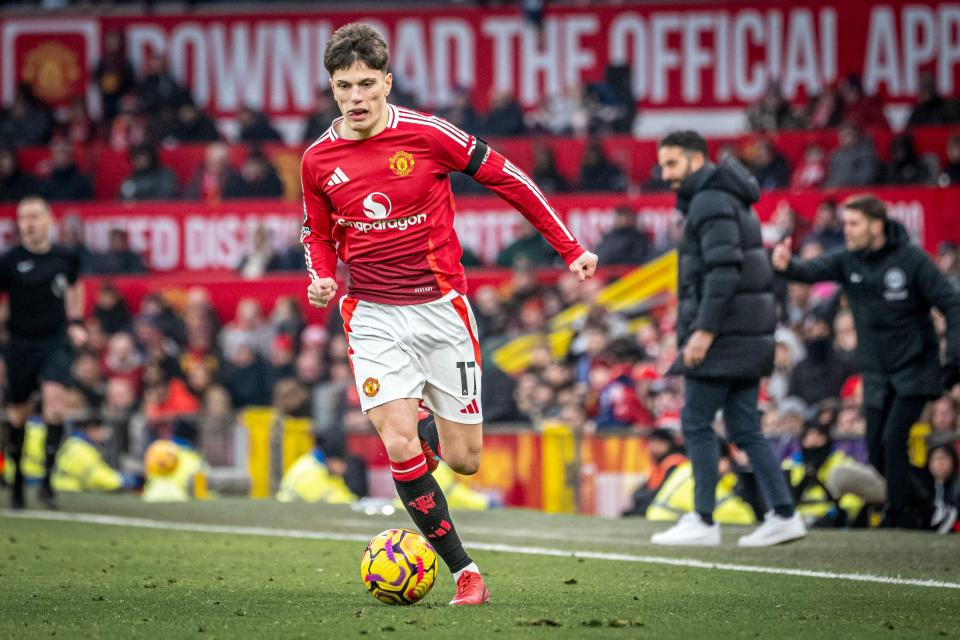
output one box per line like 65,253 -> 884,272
339,291 -> 483,423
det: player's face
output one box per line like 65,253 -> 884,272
842,208 -> 884,252
16,200 -> 52,249
330,62 -> 393,139
657,146 -> 702,191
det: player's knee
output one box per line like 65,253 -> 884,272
380,431 -> 420,461
448,446 -> 482,476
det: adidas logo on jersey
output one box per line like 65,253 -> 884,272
326,167 -> 350,187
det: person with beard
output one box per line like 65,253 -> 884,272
650,130 -> 805,547
788,308 -> 857,405
782,423 -> 870,528
773,195 -> 960,531
623,428 -> 687,516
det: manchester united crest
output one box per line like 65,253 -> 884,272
21,41 -> 82,103
362,377 -> 380,397
389,150 -> 415,177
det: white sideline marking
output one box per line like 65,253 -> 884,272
3,510 -> 959,591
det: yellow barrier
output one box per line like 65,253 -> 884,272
540,422 -> 576,514
241,408 -> 315,498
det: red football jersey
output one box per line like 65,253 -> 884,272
300,104 -> 585,305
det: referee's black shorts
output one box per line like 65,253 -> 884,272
5,334 -> 73,404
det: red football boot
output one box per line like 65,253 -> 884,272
449,571 -> 489,605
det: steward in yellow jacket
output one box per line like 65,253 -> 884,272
784,423 -> 865,527
143,418 -> 211,502
53,431 -> 124,493
277,449 -> 356,504
647,457 -> 757,525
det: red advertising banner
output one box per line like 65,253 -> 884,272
0,186 -> 957,273
2,2 -> 959,118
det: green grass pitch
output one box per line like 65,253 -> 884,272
1,492 -> 958,639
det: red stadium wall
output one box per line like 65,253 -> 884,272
2,2 -> 958,116
3,186 -> 958,279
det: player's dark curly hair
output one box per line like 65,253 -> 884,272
658,130 -> 708,155
324,22 -> 389,76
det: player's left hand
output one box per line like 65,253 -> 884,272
67,322 -> 88,348
569,250 -> 598,281
683,330 -> 715,368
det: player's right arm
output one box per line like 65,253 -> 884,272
772,237 -> 843,283
300,153 -> 340,308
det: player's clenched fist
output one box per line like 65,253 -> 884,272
307,277 -> 338,308
569,250 -> 599,281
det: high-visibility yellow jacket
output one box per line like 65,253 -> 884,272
52,435 -> 124,492
782,450 -> 864,523
646,461 -> 757,525
143,441 -> 209,502
276,452 -> 356,504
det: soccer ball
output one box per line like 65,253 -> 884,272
144,440 -> 179,476
360,528 -> 438,605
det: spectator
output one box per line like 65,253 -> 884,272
788,310 -> 857,406
183,142 -> 233,202
749,140 -> 791,190
236,224 -> 284,278
929,444 -> 960,518
220,340 -> 272,408
301,90 -> 343,143
594,206 -> 653,265
102,331 -> 144,396
220,298 -> 272,360
96,229 -> 147,274
119,144 -> 178,201
530,144 -> 568,194
807,199 -> 844,252
40,139 -> 94,201
495,221 -> 555,268
237,107 -> 282,143
805,86 -> 843,129
168,100 -> 220,143
823,122 -> 881,188
929,396 -> 958,437
108,95 -> 152,152
436,87 -> 479,134
939,134 -> 960,186
478,91 -> 525,136
94,30 -> 136,122
623,428 -> 687,516
223,149 -> 283,199
93,282 -> 133,334
907,73 -> 946,127
790,144 -> 827,190
885,134 -> 930,185
0,84 -> 53,147
839,75 -> 889,130
936,242 -> 960,291
61,97 -> 94,145
526,86 -> 589,137
0,144 -> 39,202
138,53 -> 189,116
747,83 -> 804,131
579,137 -> 627,192
71,351 -> 106,409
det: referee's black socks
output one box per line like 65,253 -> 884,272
3,422 -> 25,507
43,422 -> 64,489
391,451 -> 472,573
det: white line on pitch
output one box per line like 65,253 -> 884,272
3,510 -> 959,591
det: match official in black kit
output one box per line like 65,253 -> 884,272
773,195 -> 960,531
1,197 -> 86,509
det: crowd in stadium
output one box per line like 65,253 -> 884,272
1,26 -> 959,529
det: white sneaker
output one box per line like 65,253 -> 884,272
651,512 -> 721,546
738,512 -> 807,547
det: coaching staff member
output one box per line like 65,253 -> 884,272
773,195 -> 960,530
1,196 -> 85,509
650,131 -> 805,547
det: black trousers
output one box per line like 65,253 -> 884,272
864,390 -> 933,521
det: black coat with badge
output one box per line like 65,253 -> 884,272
671,158 -> 777,380
782,220 -> 960,408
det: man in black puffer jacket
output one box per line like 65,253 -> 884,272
773,194 -> 960,530
650,130 -> 805,548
